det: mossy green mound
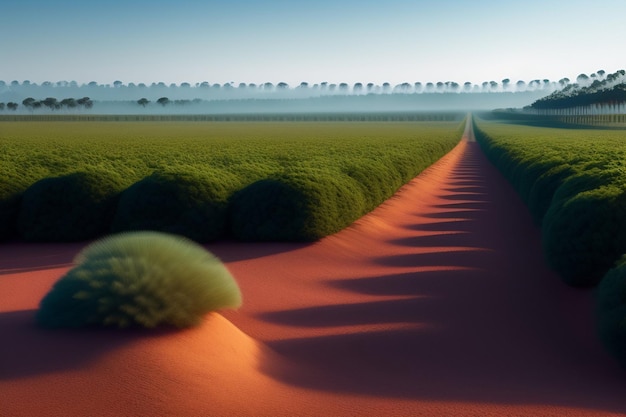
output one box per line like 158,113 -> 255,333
230,170 -> 366,241
112,170 -> 240,242
36,231 -> 242,328
596,256 -> 626,367
17,171 -> 123,242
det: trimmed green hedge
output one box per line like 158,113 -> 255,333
596,256 -> 626,367
474,119 -> 626,287
17,171 -> 124,242
230,170 -> 367,241
6,120 -> 463,242
112,170 -> 241,242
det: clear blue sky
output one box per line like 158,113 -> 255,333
1,0 -> 624,86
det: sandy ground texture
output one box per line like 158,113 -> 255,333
1,119 -> 625,417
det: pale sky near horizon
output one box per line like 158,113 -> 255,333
1,0 -> 624,87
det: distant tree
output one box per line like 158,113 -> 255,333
338,83 -> 349,93
515,80 -> 526,91
558,78 -> 570,88
481,81 -> 489,92
42,97 -> 59,110
238,83 -> 247,89
113,80 -> 123,88
263,82 -> 274,91
576,73 -> 589,85
199,82 -> 210,88
414,82 -> 423,93
77,97 -> 93,109
298,82 -> 309,89
463,82 -> 472,92
7,102 -> 18,110
87,81 -> 99,88
60,98 -> 78,109
180,82 -> 191,88
436,82 -> 444,92
597,70 -> 606,79
353,82 -> 363,93
22,97 -> 36,110
489,81 -> 498,91
426,82 -> 435,92
366,83 -> 375,92
138,83 -> 147,89
157,97 -> 170,106
10,80 -> 19,87
137,98 -> 149,107
502,78 -> 510,91
382,82 -> 391,93
277,82 -> 289,90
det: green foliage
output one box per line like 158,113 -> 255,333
17,171 -> 124,242
543,186 -> 626,286
5,120 -> 461,242
475,119 -> 626,287
112,170 -> 241,242
0,181 -> 27,241
36,231 -> 242,328
230,169 -> 367,241
596,255 -> 626,367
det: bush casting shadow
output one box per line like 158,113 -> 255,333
36,231 -> 242,328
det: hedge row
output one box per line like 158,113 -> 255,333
473,119 -> 626,287
3,121 -> 464,243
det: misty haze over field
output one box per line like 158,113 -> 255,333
0,80 -> 555,114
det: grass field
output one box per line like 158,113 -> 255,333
1,120 -> 464,242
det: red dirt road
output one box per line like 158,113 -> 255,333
1,118 -> 625,416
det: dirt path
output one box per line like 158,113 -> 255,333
1,116 -> 625,416
218,116 -> 626,415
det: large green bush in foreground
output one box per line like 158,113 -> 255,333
596,256 -> 626,366
36,231 -> 242,328
474,119 -> 626,287
17,171 -> 123,242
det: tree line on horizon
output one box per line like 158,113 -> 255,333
0,75 -> 573,103
529,69 -> 626,112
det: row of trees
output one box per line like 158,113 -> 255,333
0,97 -> 93,112
529,70 -> 626,113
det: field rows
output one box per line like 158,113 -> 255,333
1,121 -> 463,242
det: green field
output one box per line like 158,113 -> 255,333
1,120 -> 464,242
474,118 -> 626,287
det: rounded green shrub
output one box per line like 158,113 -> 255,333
112,170 -> 239,242
342,160 -> 401,210
596,256 -> 626,367
36,231 -> 242,328
542,186 -> 626,287
0,182 -> 26,241
527,164 -> 574,225
230,170 -> 366,241
17,171 -> 123,242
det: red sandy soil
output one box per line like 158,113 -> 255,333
1,120 -> 625,416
